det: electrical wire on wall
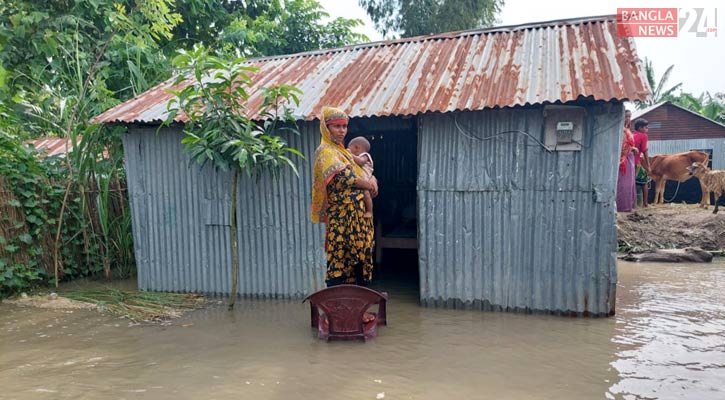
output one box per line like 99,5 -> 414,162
570,117 -> 625,149
453,115 -> 552,152
453,111 -> 627,151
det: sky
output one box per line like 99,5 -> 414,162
317,0 -> 724,98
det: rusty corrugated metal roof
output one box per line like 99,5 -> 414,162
92,15 -> 651,124
25,137 -> 111,159
25,137 -> 74,157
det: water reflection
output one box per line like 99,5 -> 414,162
608,261 -> 725,399
1,260 -> 723,399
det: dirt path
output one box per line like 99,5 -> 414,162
617,203 -> 725,252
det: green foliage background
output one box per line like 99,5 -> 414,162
0,133 -> 119,296
357,0 -> 504,38
0,0 -> 367,297
638,58 -> 724,123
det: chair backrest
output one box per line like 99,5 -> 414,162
304,285 -> 386,336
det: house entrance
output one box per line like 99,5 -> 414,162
348,116 -> 419,290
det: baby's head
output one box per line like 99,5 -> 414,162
348,136 -> 371,156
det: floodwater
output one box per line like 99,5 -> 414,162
1,260 -> 724,400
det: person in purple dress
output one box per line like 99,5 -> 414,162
616,110 -> 637,212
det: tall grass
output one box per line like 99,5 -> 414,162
17,23 -> 138,284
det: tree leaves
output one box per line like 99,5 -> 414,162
165,44 -> 304,180
171,0 -> 368,57
670,91 -> 725,123
18,234 -> 33,245
638,58 -> 724,122
0,0 -> 363,297
358,0 -> 504,38
1,0 -> 182,138
640,58 -> 682,108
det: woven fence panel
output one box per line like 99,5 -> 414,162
0,177 -> 31,268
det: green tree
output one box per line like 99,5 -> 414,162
166,46 -> 303,309
639,58 -> 682,108
0,0 -> 363,138
176,0 -> 368,57
0,131 -> 46,295
1,0 -> 183,287
0,0 -> 180,120
672,91 -> 725,124
0,0 -> 364,291
358,0 -> 504,38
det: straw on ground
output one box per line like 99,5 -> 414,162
60,289 -> 204,322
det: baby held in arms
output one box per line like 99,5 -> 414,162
348,136 -> 374,218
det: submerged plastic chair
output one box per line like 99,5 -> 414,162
304,285 -> 388,341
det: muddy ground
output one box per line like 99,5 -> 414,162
617,203 -> 725,252
4,293 -> 96,310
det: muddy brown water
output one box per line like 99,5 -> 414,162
1,260 -> 724,400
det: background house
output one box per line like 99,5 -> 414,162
94,15 -> 650,316
633,101 -> 725,204
25,137 -> 74,158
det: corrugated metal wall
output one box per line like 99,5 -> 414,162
123,123 -> 326,298
417,104 -> 622,316
649,139 -> 725,169
124,105 -> 622,315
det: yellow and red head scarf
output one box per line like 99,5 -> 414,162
310,106 -> 364,223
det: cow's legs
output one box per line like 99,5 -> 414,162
651,180 -> 659,204
655,180 -> 666,204
700,181 -> 710,208
713,192 -> 721,214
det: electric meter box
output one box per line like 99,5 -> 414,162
543,105 -> 586,151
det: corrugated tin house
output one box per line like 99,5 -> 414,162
633,101 -> 725,204
94,15 -> 650,316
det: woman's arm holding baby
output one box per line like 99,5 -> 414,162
351,154 -> 367,167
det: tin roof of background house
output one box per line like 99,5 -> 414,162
92,14 -> 651,125
25,137 -> 73,157
633,101 -> 725,129
632,101 -> 725,141
25,137 -> 112,159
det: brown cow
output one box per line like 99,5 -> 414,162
647,150 -> 710,206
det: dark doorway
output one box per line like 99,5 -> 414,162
348,116 -> 419,291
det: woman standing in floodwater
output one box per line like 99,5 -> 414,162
311,106 -> 378,287
617,110 -> 637,212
